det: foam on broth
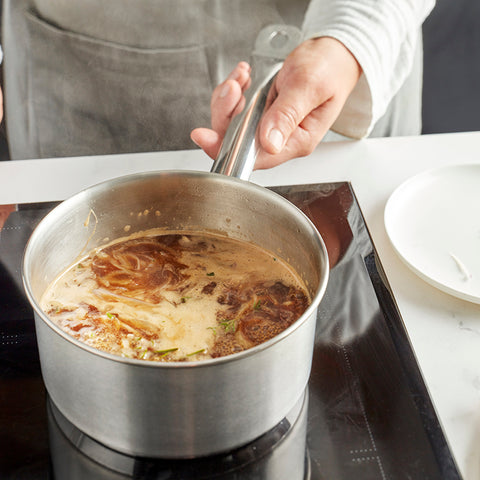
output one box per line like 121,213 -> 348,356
40,230 -> 310,361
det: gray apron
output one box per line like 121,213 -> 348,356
2,0 -> 420,160
2,0 -> 290,159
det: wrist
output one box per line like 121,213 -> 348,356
307,36 -> 362,91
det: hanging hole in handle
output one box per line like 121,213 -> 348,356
269,30 -> 290,49
253,25 -> 302,60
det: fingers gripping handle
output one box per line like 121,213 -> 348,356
210,25 -> 303,180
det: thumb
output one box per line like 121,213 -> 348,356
258,74 -> 330,155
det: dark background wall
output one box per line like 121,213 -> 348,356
0,1 -> 478,161
422,0 -> 480,134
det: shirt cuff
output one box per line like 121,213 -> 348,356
302,0 -> 435,139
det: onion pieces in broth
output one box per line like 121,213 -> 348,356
41,230 -> 310,361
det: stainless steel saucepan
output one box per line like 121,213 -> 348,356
22,25 -> 329,458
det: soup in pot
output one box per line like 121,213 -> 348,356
40,230 -> 310,361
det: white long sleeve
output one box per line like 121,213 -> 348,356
302,0 -> 435,138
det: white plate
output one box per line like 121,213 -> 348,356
384,163 -> 480,304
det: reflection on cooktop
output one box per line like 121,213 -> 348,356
0,184 -> 462,479
48,391 -> 311,480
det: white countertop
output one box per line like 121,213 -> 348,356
1,131 -> 479,478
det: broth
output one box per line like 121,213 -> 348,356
40,230 -> 310,361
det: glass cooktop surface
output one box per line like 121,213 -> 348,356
0,182 -> 463,479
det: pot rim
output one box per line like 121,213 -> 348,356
22,170 -> 329,369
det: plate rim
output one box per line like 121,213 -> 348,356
384,162 -> 480,304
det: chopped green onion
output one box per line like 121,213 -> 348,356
253,300 -> 262,310
187,349 -> 205,356
155,347 -> 179,357
106,312 -> 114,319
220,318 -> 236,333
206,272 -> 215,277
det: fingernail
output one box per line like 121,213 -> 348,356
220,82 -> 230,98
238,61 -> 250,71
190,133 -> 200,146
227,70 -> 239,81
268,128 -> 284,152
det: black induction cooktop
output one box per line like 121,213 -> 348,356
0,182 -> 463,479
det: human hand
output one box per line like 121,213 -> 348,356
191,37 -> 361,170
191,61 -> 252,161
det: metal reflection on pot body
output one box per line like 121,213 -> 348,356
47,390 -> 310,480
22,24 -> 329,459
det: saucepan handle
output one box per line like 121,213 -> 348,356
210,24 -> 302,180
